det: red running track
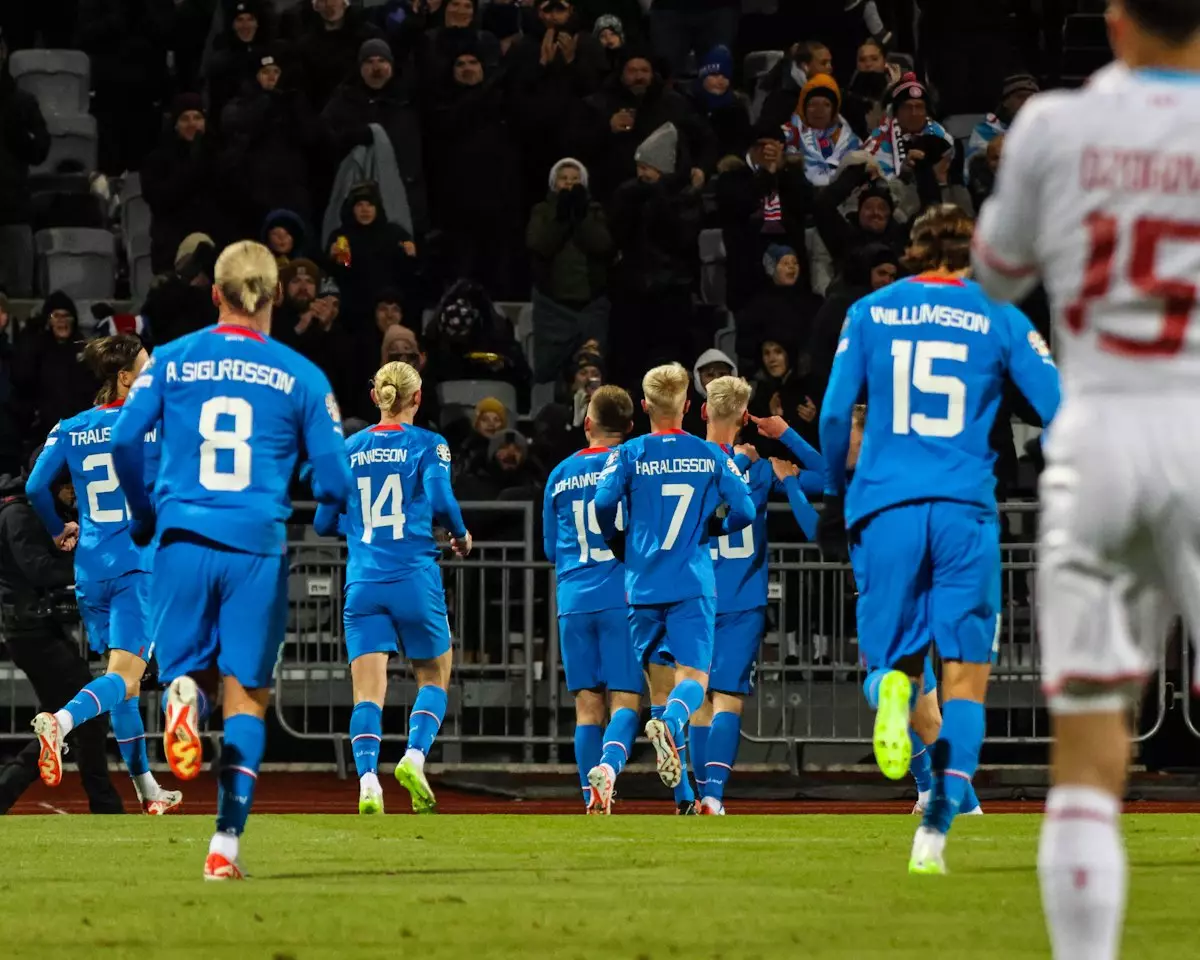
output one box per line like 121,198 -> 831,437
11,773 -> 1200,816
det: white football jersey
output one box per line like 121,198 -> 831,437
973,66 -> 1200,395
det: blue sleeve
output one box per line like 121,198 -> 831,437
715,458 -> 754,534
819,306 -> 867,497
142,427 -> 161,500
1002,305 -> 1061,430
420,435 -> 467,539
733,453 -> 752,472
779,427 -> 827,474
300,371 -> 351,508
26,428 -> 68,538
593,448 -> 626,539
781,475 -> 818,539
541,475 -> 557,563
799,470 -> 824,497
112,360 -> 164,524
313,502 -> 344,538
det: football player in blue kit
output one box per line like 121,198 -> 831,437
112,241 -> 351,880
820,206 -> 1059,874
314,360 -> 472,815
593,363 -> 754,798
26,335 -> 182,814
542,386 -> 641,814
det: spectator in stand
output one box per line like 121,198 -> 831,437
323,181 -> 418,334
323,39 -> 429,238
784,74 -> 863,187
220,48 -> 322,232
863,72 -> 954,180
453,395 -> 511,478
297,0 -> 382,110
968,134 -> 1005,213
206,0 -> 277,134
272,257 -> 323,348
262,209 -> 316,267
605,123 -> 704,390
965,73 -> 1038,186
747,325 -> 821,455
736,244 -> 821,377
683,347 -> 735,436
0,293 -> 18,474
398,0 -> 501,92
376,321 -> 441,430
456,429 -> 542,503
280,274 -> 357,406
425,45 -> 526,298
0,30 -> 49,298
141,95 -> 231,275
567,48 -> 716,202
688,46 -> 752,162
138,234 -> 219,345
757,40 -> 831,136
896,137 -> 974,218
526,158 -> 613,383
592,14 -> 626,80
647,0 -> 739,81
714,123 -> 815,312
481,0 -> 526,58
12,292 -> 98,451
841,38 -> 896,139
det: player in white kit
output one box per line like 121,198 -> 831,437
972,2 -> 1200,956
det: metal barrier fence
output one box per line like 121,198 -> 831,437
0,501 -> 1181,770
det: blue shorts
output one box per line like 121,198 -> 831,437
709,608 -> 766,695
75,571 -> 151,659
151,535 -> 289,690
852,501 -> 1000,670
344,565 -> 451,663
559,608 -> 642,693
630,595 -> 716,672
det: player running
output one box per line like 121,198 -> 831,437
972,1 -> 1200,952
112,241 -> 350,880
821,205 -> 1059,875
25,335 -> 182,815
542,386 -> 641,814
688,382 -> 822,815
313,360 -> 472,816
593,363 -> 754,800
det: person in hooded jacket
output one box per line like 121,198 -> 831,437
682,347 -> 736,437
205,0 -> 279,134
261,208 -> 316,266
747,325 -> 822,455
686,46 -> 751,162
736,244 -> 821,376
296,0 -> 383,110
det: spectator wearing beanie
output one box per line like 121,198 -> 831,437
284,273 -> 356,408
896,135 -> 974,219
456,427 -> 541,505
785,74 -> 862,187
736,244 -> 821,377
863,72 -> 954,180
296,0 -> 382,111
397,0 -> 502,97
965,73 -> 1038,186
0,29 -> 49,298
687,46 -> 752,161
322,39 -> 428,237
526,158 -> 613,383
261,209 -> 316,267
206,0 -> 278,134
448,395 -> 511,478
139,234 -> 220,345
592,14 -> 626,80
647,0 -> 740,82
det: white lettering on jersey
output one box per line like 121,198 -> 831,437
634,458 -> 717,476
349,447 -> 409,468
165,359 -> 296,394
553,471 -> 604,497
869,304 -> 991,334
70,427 -> 111,446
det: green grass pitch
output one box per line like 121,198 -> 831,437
2,814 -> 1198,959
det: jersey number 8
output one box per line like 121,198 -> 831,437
199,396 -> 253,492
890,339 -> 968,439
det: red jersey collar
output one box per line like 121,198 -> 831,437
99,398 -> 125,410
212,323 -> 266,342
651,429 -> 688,435
576,446 -> 611,456
370,423 -> 405,432
913,273 -> 965,286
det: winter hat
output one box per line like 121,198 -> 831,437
887,72 -> 927,112
170,93 -> 205,123
593,14 -> 624,40
439,296 -> 483,342
1001,72 -> 1039,101
858,180 -> 895,213
691,347 -> 736,397
348,181 -> 383,207
318,275 -> 340,299
382,324 -> 420,364
548,157 -> 589,191
358,38 -> 394,66
698,45 -> 732,82
801,73 -> 841,116
488,429 -> 529,460
258,49 -> 281,71
763,244 -> 797,277
634,122 -> 678,175
573,351 -> 604,379
174,232 -> 215,270
94,312 -> 147,339
374,286 -> 404,310
474,397 -> 509,429
280,258 -> 321,286
230,0 -> 264,19
752,115 -> 788,144
41,290 -> 78,321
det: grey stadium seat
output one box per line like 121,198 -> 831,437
437,380 -> 519,427
121,172 -> 152,251
31,114 -> 98,177
699,228 -> 727,307
942,113 -> 986,142
744,50 -> 784,81
35,228 -> 116,299
9,50 -> 90,116
128,233 -> 154,303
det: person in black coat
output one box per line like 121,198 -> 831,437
747,323 -> 822,456
138,234 -> 220,346
813,155 -> 910,286
296,0 -> 382,111
685,45 -> 752,162
205,0 -> 278,135
736,244 -> 822,377
0,39 -> 50,298
390,0 -> 502,99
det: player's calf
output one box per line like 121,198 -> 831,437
573,689 -> 606,810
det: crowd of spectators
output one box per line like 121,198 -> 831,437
0,0 -> 1062,508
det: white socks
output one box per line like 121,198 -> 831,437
360,772 -> 381,793
403,748 -> 425,771
132,772 -> 159,801
1039,786 -> 1125,960
52,709 -> 74,737
209,831 -> 239,862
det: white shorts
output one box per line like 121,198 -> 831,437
1037,395 -> 1195,712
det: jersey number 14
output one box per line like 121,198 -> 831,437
358,475 -> 406,543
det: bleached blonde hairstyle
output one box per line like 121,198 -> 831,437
705,375 -> 752,422
374,360 -> 422,414
642,362 -> 690,418
214,241 -> 278,315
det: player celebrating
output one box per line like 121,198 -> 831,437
542,386 -> 641,814
313,360 -> 471,816
112,241 -> 350,880
26,335 -> 182,815
972,2 -> 1200,952
821,205 -> 1059,874
593,363 -> 754,798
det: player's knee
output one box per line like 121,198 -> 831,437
574,689 -> 606,726
609,690 -> 641,716
1050,706 -> 1132,797
711,691 -> 743,717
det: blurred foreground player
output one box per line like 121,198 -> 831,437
112,241 -> 350,879
972,1 -> 1200,953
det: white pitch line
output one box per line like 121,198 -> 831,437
37,802 -> 69,816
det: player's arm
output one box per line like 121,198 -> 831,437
770,460 -> 819,539
541,474 -> 557,563
715,457 -> 754,534
971,98 -> 1052,302
313,502 -> 345,538
26,427 -> 68,539
299,377 -> 352,509
1003,305 -> 1061,429
112,359 -> 164,530
819,307 -> 867,498
421,437 -> 469,545
592,447 -> 627,540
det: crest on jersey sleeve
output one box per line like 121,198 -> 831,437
436,443 -> 452,463
598,449 -> 619,479
325,392 -> 342,424
45,421 -> 60,446
1027,330 -> 1052,358
836,337 -> 850,355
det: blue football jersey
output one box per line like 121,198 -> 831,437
112,323 -> 350,555
709,448 -> 774,614
820,276 -> 1061,527
543,445 -> 627,615
319,423 -> 467,583
27,400 -> 160,583
594,430 -> 755,606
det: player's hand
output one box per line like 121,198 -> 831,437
450,531 -> 473,558
54,521 -> 79,552
749,414 -> 788,439
770,457 -> 798,483
130,512 -> 157,548
733,443 -> 759,463
816,495 -> 849,563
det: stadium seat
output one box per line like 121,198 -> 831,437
744,50 -> 784,81
529,381 -> 556,420
437,380 -> 519,427
121,172 -> 151,251
128,233 -> 154,303
713,309 -> 736,361
699,228 -> 727,307
31,114 -> 99,177
34,227 -> 116,299
28,173 -> 104,232
8,49 -> 90,116
514,302 -> 533,368
942,113 -> 986,141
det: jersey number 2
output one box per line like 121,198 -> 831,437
82,453 -> 126,523
199,396 -> 252,492
891,340 -> 967,438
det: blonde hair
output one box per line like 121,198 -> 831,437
374,361 -> 422,414
214,241 -> 279,315
704,375 -> 752,422
642,362 -> 690,418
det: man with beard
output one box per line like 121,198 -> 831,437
271,258 -> 322,350
813,155 -> 908,291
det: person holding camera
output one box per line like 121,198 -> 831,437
862,72 -> 954,181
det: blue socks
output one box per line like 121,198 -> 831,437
922,699 -> 986,835
661,679 -> 704,743
690,723 -> 710,797
350,701 -> 383,778
575,723 -> 602,803
216,713 -> 266,836
598,708 -> 639,777
64,672 -> 125,728
862,669 -> 885,709
909,728 -> 933,795
705,711 -> 741,802
110,695 -> 150,777
408,685 -> 448,756
652,704 -> 694,804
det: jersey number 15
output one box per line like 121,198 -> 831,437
891,340 -> 968,439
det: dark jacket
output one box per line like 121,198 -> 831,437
814,161 -> 910,277
0,70 -> 51,225
12,295 -> 98,449
685,89 -> 753,162
526,186 -> 612,304
607,174 -> 703,299
0,475 -> 75,605
140,130 -> 230,274
139,274 -> 220,346
296,8 -> 383,110
205,20 -> 279,132
736,283 -> 822,378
